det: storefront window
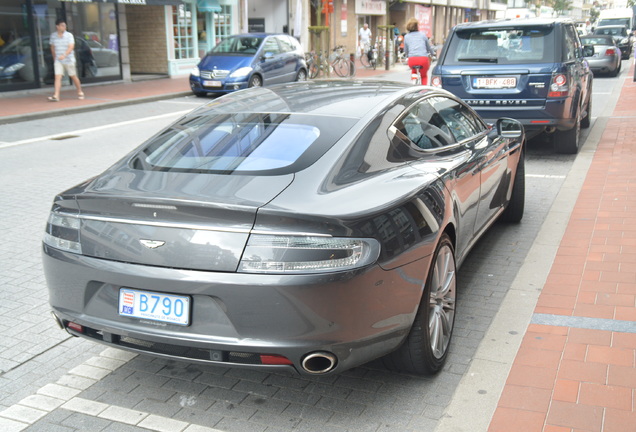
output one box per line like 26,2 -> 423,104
0,0 -> 48,91
64,1 -> 120,82
173,3 -> 195,59
214,4 -> 232,46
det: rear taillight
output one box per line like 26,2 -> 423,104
548,73 -> 568,98
43,211 -> 82,254
431,75 -> 442,87
238,234 -> 380,274
605,48 -> 616,56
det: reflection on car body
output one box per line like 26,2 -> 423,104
189,33 -> 308,96
43,81 -> 525,376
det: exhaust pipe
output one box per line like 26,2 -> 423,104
50,311 -> 64,329
545,126 -> 557,134
301,351 -> 337,374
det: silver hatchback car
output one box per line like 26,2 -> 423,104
44,81 -> 525,376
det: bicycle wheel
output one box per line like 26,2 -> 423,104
333,58 -> 349,77
360,52 -> 370,68
347,59 -> 356,77
309,61 -> 320,79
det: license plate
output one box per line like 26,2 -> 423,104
119,288 -> 190,326
473,77 -> 516,89
202,80 -> 222,87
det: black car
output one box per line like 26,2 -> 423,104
432,18 -> 593,154
44,81 -> 525,376
593,25 -> 633,59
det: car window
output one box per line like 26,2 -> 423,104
394,100 -> 456,149
445,26 -> 555,65
276,36 -> 294,53
429,97 -> 484,142
563,25 -> 579,61
212,36 -> 263,54
130,112 -> 357,175
262,37 -> 281,55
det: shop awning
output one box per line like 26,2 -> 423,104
197,0 -> 221,13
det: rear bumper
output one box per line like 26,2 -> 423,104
474,98 -> 576,132
43,245 -> 427,375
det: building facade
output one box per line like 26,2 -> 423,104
1,0 -> 513,95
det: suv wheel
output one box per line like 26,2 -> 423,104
554,112 -> 580,154
581,94 -> 591,129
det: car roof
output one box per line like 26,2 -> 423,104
452,17 -> 575,31
226,33 -> 287,38
191,80 -> 435,119
594,25 -> 627,29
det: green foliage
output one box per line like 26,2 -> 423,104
552,0 -> 572,16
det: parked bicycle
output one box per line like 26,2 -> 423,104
308,47 -> 356,78
329,45 -> 356,77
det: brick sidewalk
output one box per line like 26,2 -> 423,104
488,70 -> 636,432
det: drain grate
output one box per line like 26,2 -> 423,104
51,135 -> 79,140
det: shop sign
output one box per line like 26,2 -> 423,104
355,0 -> 385,16
414,5 -> 432,38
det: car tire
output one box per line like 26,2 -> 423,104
554,111 -> 580,154
581,93 -> 591,129
193,91 -> 207,98
382,233 -> 456,375
499,150 -> 525,223
295,69 -> 307,82
248,75 -> 262,88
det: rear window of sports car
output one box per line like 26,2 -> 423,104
444,26 -> 555,65
130,112 -> 356,175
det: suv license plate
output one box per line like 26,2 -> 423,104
473,77 -> 516,89
119,288 -> 190,326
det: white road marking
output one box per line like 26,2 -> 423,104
0,110 -> 190,150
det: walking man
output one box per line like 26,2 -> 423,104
49,18 -> 84,102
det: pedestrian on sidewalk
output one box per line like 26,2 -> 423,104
403,18 -> 433,85
359,23 -> 372,59
49,18 -> 84,102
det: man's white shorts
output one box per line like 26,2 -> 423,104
54,61 -> 77,77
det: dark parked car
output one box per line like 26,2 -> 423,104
43,81 -> 525,376
580,35 -> 622,76
431,18 -> 592,154
189,33 -> 307,96
592,25 -> 633,59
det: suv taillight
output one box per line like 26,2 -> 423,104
431,76 -> 442,87
548,73 -> 568,98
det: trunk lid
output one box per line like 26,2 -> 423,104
74,168 -> 293,272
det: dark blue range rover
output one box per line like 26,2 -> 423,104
431,18 -> 593,154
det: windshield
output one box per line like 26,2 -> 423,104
445,26 -> 555,65
130,112 -> 356,175
598,18 -> 630,28
594,27 -> 628,37
211,36 -> 264,55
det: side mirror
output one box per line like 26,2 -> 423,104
582,45 -> 594,57
496,118 -> 524,139
262,52 -> 274,60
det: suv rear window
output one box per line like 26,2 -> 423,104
444,26 -> 556,65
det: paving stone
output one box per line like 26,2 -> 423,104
0,416 -> 28,432
0,405 -> 48,424
98,406 -> 148,425
137,414 -> 189,432
36,384 -> 81,401
18,394 -> 65,412
67,364 -> 113,381
61,397 -> 109,416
